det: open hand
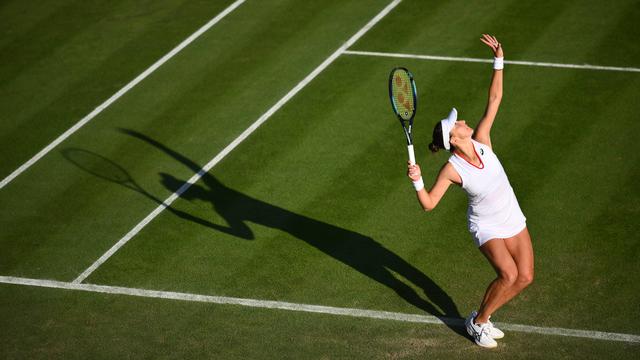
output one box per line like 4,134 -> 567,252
480,34 -> 503,58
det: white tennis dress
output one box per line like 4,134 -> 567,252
448,140 -> 526,247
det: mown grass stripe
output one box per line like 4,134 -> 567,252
343,50 -> 640,72
71,0 -> 404,285
0,0 -> 247,191
1,275 -> 638,343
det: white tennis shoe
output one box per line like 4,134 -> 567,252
466,311 -> 504,339
465,311 -> 497,348
487,316 -> 504,339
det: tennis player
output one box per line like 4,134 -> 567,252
407,34 -> 533,348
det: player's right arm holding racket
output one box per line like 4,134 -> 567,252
407,162 -> 458,211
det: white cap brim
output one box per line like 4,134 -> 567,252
440,108 -> 457,151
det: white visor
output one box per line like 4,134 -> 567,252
440,108 -> 457,151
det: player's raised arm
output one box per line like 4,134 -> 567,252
473,34 -> 504,148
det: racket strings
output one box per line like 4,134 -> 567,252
390,70 -> 415,120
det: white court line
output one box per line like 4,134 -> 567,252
2,275 -> 639,344
0,0 -> 247,191
71,0 -> 404,284
343,50 -> 640,73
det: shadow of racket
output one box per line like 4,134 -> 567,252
61,147 -> 218,229
62,148 -> 162,200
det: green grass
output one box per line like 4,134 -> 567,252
0,0 -> 238,178
1,0 -> 639,358
1,284 -> 638,359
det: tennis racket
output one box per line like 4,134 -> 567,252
388,67 -> 418,164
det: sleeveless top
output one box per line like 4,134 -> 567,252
448,140 -> 526,246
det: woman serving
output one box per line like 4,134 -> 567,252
407,34 -> 534,348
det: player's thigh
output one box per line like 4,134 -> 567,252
479,238 -> 518,282
504,227 -> 534,281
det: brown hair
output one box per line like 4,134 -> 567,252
429,122 -> 454,153
429,122 -> 445,153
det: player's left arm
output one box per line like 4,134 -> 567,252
473,34 -> 504,149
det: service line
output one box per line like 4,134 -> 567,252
343,50 -> 640,73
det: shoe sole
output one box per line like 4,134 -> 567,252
474,339 -> 498,349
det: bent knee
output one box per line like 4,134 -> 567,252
498,268 -> 519,286
517,270 -> 534,288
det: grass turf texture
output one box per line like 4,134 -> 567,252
1,283 -> 639,360
1,0 -> 639,357
0,0 -> 238,178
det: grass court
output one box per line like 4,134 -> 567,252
1,0 -> 639,358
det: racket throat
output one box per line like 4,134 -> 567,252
403,125 -> 413,145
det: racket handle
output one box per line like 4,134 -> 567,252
407,144 -> 416,165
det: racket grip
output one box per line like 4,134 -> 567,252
407,144 -> 416,165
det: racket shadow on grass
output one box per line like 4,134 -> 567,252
61,148 -> 224,233
116,128 -> 464,333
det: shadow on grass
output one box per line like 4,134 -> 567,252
63,129 -> 466,337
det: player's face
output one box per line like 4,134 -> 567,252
451,120 -> 473,139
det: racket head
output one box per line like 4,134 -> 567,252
388,67 -> 417,123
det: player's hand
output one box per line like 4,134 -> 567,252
480,34 -> 503,58
407,162 -> 422,181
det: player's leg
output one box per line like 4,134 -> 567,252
465,238 -> 518,347
475,227 -> 534,323
474,238 -> 519,323
502,227 -> 534,299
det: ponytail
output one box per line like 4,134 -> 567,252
430,122 -> 445,153
428,142 -> 440,153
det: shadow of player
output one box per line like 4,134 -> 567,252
121,129 -> 464,331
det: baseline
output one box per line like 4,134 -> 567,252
1,275 -> 639,344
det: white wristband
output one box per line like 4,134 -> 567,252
493,57 -> 504,70
412,177 -> 424,191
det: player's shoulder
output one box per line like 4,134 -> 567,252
471,137 -> 492,150
439,162 -> 461,184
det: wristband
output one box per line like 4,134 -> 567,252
412,177 -> 424,191
493,57 -> 504,70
